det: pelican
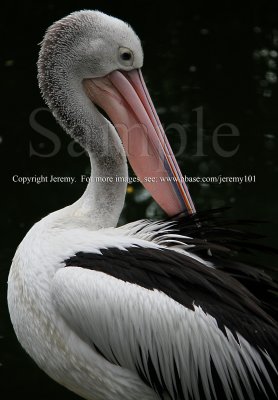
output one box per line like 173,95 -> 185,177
8,10 -> 278,400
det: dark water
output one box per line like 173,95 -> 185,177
1,0 -> 278,398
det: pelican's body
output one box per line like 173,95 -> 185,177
8,10 -> 278,400
8,209 -> 164,400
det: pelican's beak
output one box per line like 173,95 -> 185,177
84,69 -> 195,217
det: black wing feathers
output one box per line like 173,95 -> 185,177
65,245 -> 278,354
64,209 -> 278,400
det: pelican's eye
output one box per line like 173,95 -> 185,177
118,47 -> 134,66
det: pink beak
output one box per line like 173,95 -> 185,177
84,69 -> 196,217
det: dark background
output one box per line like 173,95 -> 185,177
1,0 -> 278,398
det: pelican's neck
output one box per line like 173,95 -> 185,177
76,145 -> 128,230
65,91 -> 129,229
38,53 -> 128,229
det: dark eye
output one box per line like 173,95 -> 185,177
121,52 -> 132,61
118,47 -> 134,66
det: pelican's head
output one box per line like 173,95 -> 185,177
38,10 -> 195,217
42,11 -> 143,77
38,11 -> 143,96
